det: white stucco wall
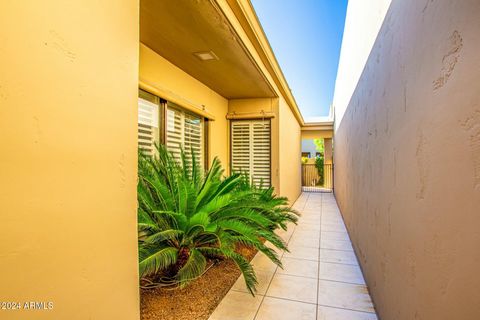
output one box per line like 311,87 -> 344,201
333,0 -> 392,129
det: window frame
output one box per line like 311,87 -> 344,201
137,88 -> 208,167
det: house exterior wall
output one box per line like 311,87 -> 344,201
139,44 -> 229,168
278,98 -> 302,203
0,1 -> 140,319
333,0 -> 480,319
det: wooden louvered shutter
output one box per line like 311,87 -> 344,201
166,104 -> 204,167
166,106 -> 183,162
231,120 -> 271,187
138,92 -> 160,156
252,121 -> 271,187
231,121 -> 251,175
184,112 -> 204,167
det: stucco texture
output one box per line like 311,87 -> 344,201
334,0 -> 480,319
278,98 -> 302,203
0,1 -> 140,319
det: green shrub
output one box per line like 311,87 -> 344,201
315,156 -> 324,186
137,145 -> 297,295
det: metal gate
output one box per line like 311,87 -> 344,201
301,163 -> 333,193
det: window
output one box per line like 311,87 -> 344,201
166,104 -> 205,167
137,90 -> 206,167
302,152 -> 311,158
138,89 -> 163,156
231,119 -> 271,187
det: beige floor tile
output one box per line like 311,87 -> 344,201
323,213 -> 343,219
319,262 -> 365,285
294,229 -> 321,239
267,273 -> 318,304
284,244 -> 320,261
320,249 -> 358,265
256,297 -> 316,320
231,269 -> 275,295
322,215 -> 343,222
289,233 -> 320,248
321,231 -> 350,241
210,193 -> 378,320
320,239 -> 353,251
299,218 -> 322,226
317,306 -> 377,320
321,223 -> 348,233
296,223 -> 322,231
278,257 -> 319,279
251,253 -> 279,273
317,280 -> 375,313
208,291 -> 263,320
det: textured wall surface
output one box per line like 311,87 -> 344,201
279,98 -> 302,203
0,1 -> 140,319
334,0 -> 480,319
333,0 -> 392,129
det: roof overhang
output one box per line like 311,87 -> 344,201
302,121 -> 334,132
140,0 -> 276,99
140,0 -> 306,126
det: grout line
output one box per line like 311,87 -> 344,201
319,247 -> 355,253
315,192 -> 323,320
318,260 -> 360,267
318,259 -> 359,266
317,303 -> 378,315
255,295 -> 377,316
319,247 -> 354,252
318,277 -> 366,286
263,294 -> 316,306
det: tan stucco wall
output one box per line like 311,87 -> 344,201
139,44 -> 229,167
278,98 -> 301,203
334,0 -> 480,319
0,1 -> 140,319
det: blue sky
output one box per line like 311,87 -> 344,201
251,0 -> 348,119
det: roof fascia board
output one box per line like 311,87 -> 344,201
215,0 -> 305,126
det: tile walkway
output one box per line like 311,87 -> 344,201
209,192 -> 378,320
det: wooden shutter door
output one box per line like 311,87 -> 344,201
231,119 -> 271,187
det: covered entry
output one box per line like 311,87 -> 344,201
301,120 -> 334,192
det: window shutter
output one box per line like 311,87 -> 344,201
184,112 -> 203,167
231,120 -> 271,187
138,97 -> 159,155
166,104 -> 204,167
231,121 -> 251,174
252,121 -> 271,187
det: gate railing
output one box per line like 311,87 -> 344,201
301,163 -> 333,192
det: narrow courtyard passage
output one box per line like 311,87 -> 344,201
209,192 -> 378,320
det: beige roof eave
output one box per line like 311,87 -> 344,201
215,0 -> 306,126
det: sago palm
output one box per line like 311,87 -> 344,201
137,145 -> 296,295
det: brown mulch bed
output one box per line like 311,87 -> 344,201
140,245 -> 258,320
